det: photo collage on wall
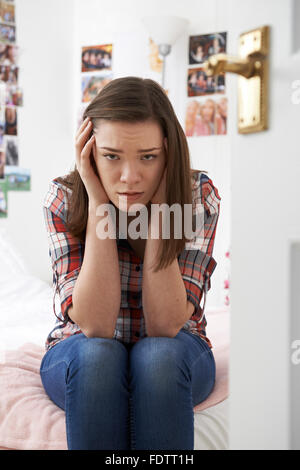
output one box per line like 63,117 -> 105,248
0,0 -> 28,219
77,44 -> 113,130
185,32 -> 228,137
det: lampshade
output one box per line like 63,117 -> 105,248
141,15 -> 190,46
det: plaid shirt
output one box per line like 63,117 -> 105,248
42,171 -> 221,351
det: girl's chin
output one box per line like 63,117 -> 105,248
111,199 -> 151,214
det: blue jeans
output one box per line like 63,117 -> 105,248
40,329 -> 216,450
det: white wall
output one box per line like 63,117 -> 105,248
0,0 -> 75,283
227,0 -> 300,450
0,0 -> 231,310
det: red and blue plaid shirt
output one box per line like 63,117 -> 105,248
42,171 -> 221,351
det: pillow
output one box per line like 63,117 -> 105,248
0,227 -> 54,346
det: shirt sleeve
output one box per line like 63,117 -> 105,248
43,180 -> 84,323
177,173 -> 221,320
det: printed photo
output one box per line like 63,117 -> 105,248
5,165 -> 31,191
0,107 -> 5,146
188,67 -> 225,96
185,96 -> 227,137
0,22 -> 15,44
0,44 -> 18,65
189,32 -> 227,65
0,63 -> 17,83
0,85 -> 6,106
0,1 -> 15,24
0,177 -> 7,217
6,84 -> 22,106
81,73 -> 113,103
0,147 -> 5,178
81,44 -> 112,72
4,105 -> 17,134
4,134 -> 18,164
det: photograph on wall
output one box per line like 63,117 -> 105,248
0,147 -> 5,178
189,32 -> 227,65
0,176 -> 7,217
0,1 -> 15,24
4,165 -> 30,191
0,63 -> 18,84
81,73 -> 113,103
6,84 -> 22,106
0,44 -> 18,65
0,105 -> 5,146
0,23 -> 16,44
187,67 -> 225,96
4,134 -> 18,164
81,44 -> 112,72
0,81 -> 5,105
4,105 -> 16,134
148,37 -> 163,73
185,96 -> 227,136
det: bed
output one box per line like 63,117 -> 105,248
0,227 -> 230,450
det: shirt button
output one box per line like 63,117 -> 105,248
135,265 -> 140,271
135,331 -> 140,337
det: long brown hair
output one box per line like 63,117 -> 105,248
56,76 -> 207,272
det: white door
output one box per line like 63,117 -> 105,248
225,0 -> 300,450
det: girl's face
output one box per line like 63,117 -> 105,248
213,38 -> 220,48
187,101 -> 198,118
202,101 -> 215,121
89,52 -> 97,65
218,98 -> 227,116
92,119 -> 167,213
6,107 -> 15,122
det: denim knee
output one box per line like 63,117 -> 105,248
66,336 -> 129,383
129,336 -> 190,391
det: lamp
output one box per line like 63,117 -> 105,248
141,15 -> 190,88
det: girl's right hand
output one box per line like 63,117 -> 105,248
75,117 -> 109,205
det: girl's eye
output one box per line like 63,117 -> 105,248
103,154 -> 157,161
103,154 -> 118,160
142,154 -> 157,160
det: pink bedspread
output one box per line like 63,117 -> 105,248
0,308 -> 229,450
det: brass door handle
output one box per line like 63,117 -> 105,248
203,51 -> 266,79
201,25 -> 270,134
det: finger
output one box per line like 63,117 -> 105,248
81,135 -> 95,160
75,116 -> 89,139
76,133 -> 94,169
76,120 -> 93,149
75,117 -> 90,140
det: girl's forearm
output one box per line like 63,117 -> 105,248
142,216 -> 188,337
69,202 -> 121,338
